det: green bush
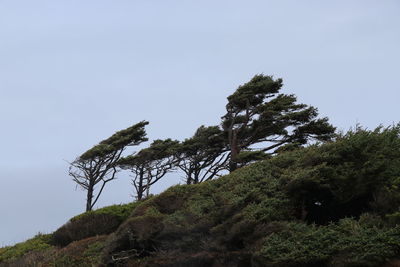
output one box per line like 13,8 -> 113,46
0,233 -> 52,263
71,202 -> 138,222
51,202 -> 138,247
254,218 -> 400,266
274,125 -> 400,224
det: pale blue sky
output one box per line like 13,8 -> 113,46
1,1 -> 399,246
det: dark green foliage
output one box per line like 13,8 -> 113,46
118,139 -> 179,167
80,121 -> 149,160
275,124 -> 400,224
51,202 -> 138,247
254,219 -> 400,267
222,74 -> 335,171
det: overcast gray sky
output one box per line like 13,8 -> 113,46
1,0 -> 399,246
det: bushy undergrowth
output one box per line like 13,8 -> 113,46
0,236 -> 107,267
3,126 -> 400,266
0,233 -> 51,264
254,218 -> 400,266
50,235 -> 107,267
100,126 -> 400,266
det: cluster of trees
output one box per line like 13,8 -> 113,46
69,75 -> 336,211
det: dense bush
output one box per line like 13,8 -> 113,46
51,202 -> 138,247
254,218 -> 400,266
273,125 -> 400,224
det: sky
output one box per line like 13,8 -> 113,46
0,0 -> 399,246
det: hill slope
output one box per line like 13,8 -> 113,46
2,126 -> 400,267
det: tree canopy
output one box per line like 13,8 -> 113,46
221,74 -> 335,171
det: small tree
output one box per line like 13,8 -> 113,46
69,121 -> 148,211
118,139 -> 180,200
177,125 -> 229,184
222,75 -> 335,171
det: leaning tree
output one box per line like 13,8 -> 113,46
118,139 -> 180,200
222,75 -> 336,171
69,121 -> 148,211
177,125 -> 229,184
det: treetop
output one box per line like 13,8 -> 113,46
80,121 -> 149,160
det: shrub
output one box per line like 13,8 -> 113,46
51,212 -> 120,247
71,202 -> 137,222
254,218 -> 400,267
51,202 -> 138,247
0,233 -> 52,263
51,236 -> 107,267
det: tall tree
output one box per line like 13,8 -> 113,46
177,125 -> 229,184
118,139 -> 180,200
69,121 -> 148,211
222,75 -> 335,171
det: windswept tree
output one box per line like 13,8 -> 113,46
118,139 -> 180,200
177,125 -> 229,184
69,121 -> 149,211
222,75 -> 335,171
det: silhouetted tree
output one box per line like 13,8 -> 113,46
69,121 -> 148,211
222,75 -> 335,171
177,126 -> 229,184
118,139 -> 180,200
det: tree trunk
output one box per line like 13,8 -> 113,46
229,131 -> 239,172
137,175 -> 144,201
145,176 -> 151,198
137,186 -> 144,201
86,184 -> 94,212
186,168 -> 193,184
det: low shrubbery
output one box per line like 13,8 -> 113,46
0,233 -> 52,264
51,202 -> 138,247
3,126 -> 400,266
254,218 -> 400,266
100,126 -> 400,266
51,235 -> 107,266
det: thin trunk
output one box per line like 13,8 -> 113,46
145,176 -> 150,198
186,169 -> 193,185
86,182 -> 94,212
136,167 -> 144,201
137,186 -> 144,201
229,131 -> 239,172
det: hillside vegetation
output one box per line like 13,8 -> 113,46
1,126 -> 400,267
